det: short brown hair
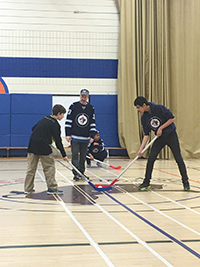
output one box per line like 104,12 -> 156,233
52,104 -> 66,115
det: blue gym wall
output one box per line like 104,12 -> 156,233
0,94 -> 52,157
0,93 -> 127,157
0,57 -> 118,79
91,94 -> 120,147
0,94 -> 10,147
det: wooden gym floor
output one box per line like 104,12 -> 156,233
0,156 -> 200,267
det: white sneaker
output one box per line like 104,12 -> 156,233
97,162 -> 102,167
24,189 -> 35,195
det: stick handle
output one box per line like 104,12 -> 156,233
51,145 -> 88,181
86,155 -> 109,166
67,161 -> 88,181
116,136 -> 158,180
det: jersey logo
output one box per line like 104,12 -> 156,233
92,148 -> 99,153
149,116 -> 161,130
76,113 -> 89,127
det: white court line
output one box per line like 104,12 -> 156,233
118,188 -> 200,236
86,167 -> 128,183
54,194 -> 115,267
36,170 -> 115,267
152,191 -> 200,215
56,169 -> 174,267
80,168 -> 200,236
86,169 -> 108,183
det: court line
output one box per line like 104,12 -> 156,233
83,163 -> 200,209
56,169 -> 173,266
86,168 -> 109,183
117,187 -> 200,236
104,191 -> 200,259
152,191 -> 200,215
87,159 -> 200,189
2,239 -> 200,250
135,162 -> 200,184
36,170 -> 115,267
55,194 -> 115,267
0,243 -> 90,249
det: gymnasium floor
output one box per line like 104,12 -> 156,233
0,156 -> 200,267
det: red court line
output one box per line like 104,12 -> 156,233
135,162 -> 200,184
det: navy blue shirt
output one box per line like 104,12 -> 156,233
65,101 -> 96,143
87,138 -> 106,155
141,102 -> 176,136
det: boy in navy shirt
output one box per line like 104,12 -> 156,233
134,96 -> 190,191
86,130 -> 107,167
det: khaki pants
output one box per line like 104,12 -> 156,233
24,153 -> 57,192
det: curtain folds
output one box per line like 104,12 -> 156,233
117,0 -> 200,159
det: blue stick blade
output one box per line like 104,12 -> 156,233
88,181 -> 112,192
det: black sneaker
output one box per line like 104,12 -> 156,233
183,181 -> 190,191
73,174 -> 82,181
82,174 -> 90,181
47,189 -> 63,195
138,182 -> 151,191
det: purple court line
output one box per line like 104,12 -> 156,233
176,185 -> 200,202
57,160 -> 72,171
105,192 -> 200,259
177,195 -> 200,202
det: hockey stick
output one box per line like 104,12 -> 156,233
51,145 -> 112,192
86,155 -> 121,169
67,161 -> 113,192
94,178 -> 118,188
110,136 -> 158,186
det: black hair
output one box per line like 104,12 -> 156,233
134,96 -> 149,107
52,104 -> 66,115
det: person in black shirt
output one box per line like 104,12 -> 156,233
86,130 -> 107,167
24,104 -> 68,195
134,96 -> 190,191
65,89 -> 96,181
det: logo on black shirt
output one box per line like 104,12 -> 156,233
92,148 -> 99,153
149,116 -> 161,130
76,113 -> 89,127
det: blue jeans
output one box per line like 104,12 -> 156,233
145,131 -> 189,184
